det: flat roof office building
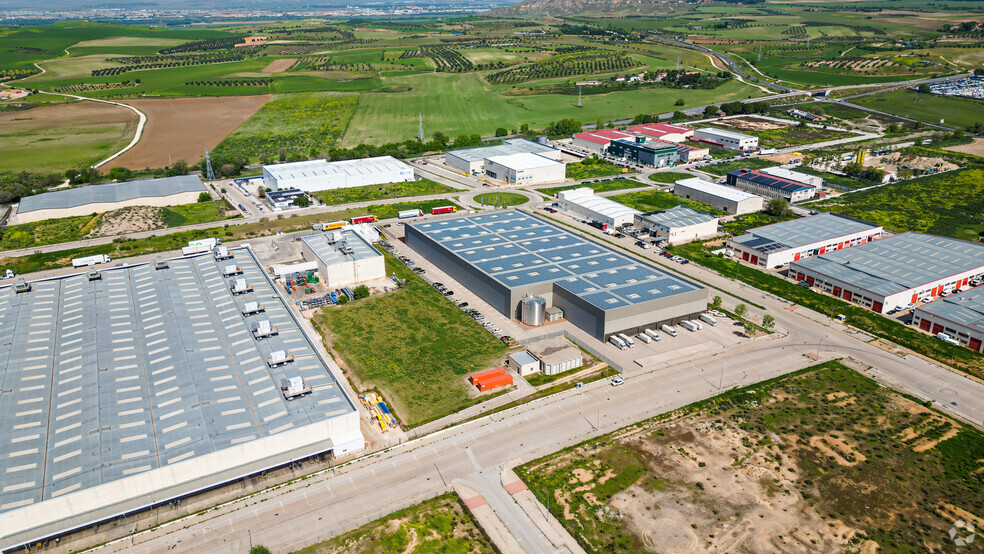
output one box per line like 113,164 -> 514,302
759,166 -> 823,188
627,122 -> 693,143
607,138 -> 680,167
913,290 -> 984,351
484,152 -> 565,185
445,139 -> 561,175
404,211 -> 707,340
726,168 -> 817,203
557,187 -> 641,228
728,213 -> 883,268
0,247 -> 363,549
636,206 -> 718,246
262,156 -> 414,192
674,177 -> 764,215
300,229 -> 385,288
791,233 -> 984,313
266,188 -> 308,209
693,127 -> 759,152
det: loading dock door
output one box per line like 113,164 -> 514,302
842,289 -> 852,300
919,319 -> 931,331
742,252 -> 749,262
833,287 -> 842,297
970,338 -> 982,352
872,301 -> 883,313
931,323 -> 944,335
750,255 -> 758,265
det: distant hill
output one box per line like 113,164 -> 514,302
485,0 -> 664,16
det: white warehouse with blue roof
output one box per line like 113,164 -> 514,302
404,210 -> 707,340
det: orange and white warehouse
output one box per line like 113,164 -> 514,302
727,213 -> 882,269
790,233 -> 984,314
913,290 -> 984,351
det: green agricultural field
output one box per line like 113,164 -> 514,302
854,90 -> 984,127
213,91 -> 357,160
473,191 -> 528,207
311,178 -> 455,206
565,158 -> 631,180
0,111 -> 136,173
294,492 -> 493,554
161,200 -> 235,227
755,126 -> 856,148
313,250 -> 508,427
540,178 -> 647,197
701,158 -> 775,177
807,168 -> 984,240
518,361 -> 984,552
610,190 -> 727,216
648,171 -> 692,184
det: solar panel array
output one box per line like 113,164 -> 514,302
729,169 -> 813,194
410,211 -> 702,310
730,213 -> 880,254
0,248 -> 353,514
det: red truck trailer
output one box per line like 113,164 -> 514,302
351,215 -> 378,224
432,205 -> 457,215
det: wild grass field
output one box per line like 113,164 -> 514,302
701,158 -> 775,176
313,250 -> 509,427
540,178 -> 647,197
473,191 -> 528,207
565,158 -> 631,180
311,178 -> 455,206
518,361 -> 984,552
855,90 -> 984,127
610,189 -> 728,216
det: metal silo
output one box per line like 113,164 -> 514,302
520,295 -> 546,326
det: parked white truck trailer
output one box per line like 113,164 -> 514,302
72,254 -> 111,268
636,333 -> 652,344
609,335 -> 627,350
617,333 -> 635,348
661,324 -> 677,337
680,320 -> 698,332
644,328 -> 661,341
699,313 -> 718,326
398,209 -> 424,219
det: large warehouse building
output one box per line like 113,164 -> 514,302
726,168 -> 817,203
262,156 -> 414,192
673,177 -> 764,215
913,290 -> 984,351
571,129 -> 637,154
0,247 -> 363,550
404,210 -> 707,340
759,166 -> 823,188
14,175 -> 207,224
300,229 -> 385,287
445,139 -> 561,175
607,138 -> 680,167
693,127 -> 758,152
557,187 -> 641,228
636,206 -> 718,245
727,213 -> 883,268
484,152 -> 565,185
627,122 -> 693,143
790,233 -> 984,313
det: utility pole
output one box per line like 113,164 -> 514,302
577,85 -> 583,108
418,112 -> 424,141
204,149 -> 215,181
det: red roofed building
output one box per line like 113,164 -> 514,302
627,123 -> 694,143
572,129 -> 638,154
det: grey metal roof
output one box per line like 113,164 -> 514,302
695,127 -> 756,141
301,230 -> 381,266
446,139 -> 558,164
559,188 -> 642,220
639,206 -> 717,229
17,175 -> 206,214
675,177 -> 760,202
266,188 -> 306,203
0,247 -> 354,515
408,211 -> 702,311
916,289 -> 984,334
790,233 -> 984,296
509,351 -> 539,366
731,213 -> 881,253
263,156 -> 412,181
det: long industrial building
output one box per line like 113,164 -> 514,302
693,127 -> 758,152
627,122 -> 693,143
0,247 -> 363,549
484,152 -> 565,185
14,175 -> 207,224
300,228 -> 385,288
759,166 -> 823,188
262,156 -> 414,192
790,233 -> 984,313
404,210 -> 707,340
673,177 -> 764,215
636,206 -> 718,246
726,168 -> 817,203
445,139 -> 561,175
571,129 -> 637,154
913,290 -> 984,351
557,187 -> 641,228
727,213 -> 883,268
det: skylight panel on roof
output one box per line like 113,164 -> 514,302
605,298 -> 619,304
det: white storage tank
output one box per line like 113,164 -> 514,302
520,295 -> 546,326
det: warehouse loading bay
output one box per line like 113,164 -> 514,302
382,219 -> 750,373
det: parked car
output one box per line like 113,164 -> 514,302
610,376 -> 625,387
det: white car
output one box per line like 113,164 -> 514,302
610,376 -> 625,387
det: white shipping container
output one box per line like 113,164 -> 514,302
72,254 -> 111,268
661,324 -> 677,337
692,320 -> 703,330
269,350 -> 287,364
644,328 -> 661,341
699,313 -> 718,326
188,237 -> 220,249
398,209 -> 423,219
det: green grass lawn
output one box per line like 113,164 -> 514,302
313,250 -> 509,427
806,168 -> 984,240
473,191 -> 528,207
540,178 -> 646,197
648,171 -> 692,184
565,158 -> 631,180
293,493 -> 493,554
795,167 -> 873,190
854,90 -> 984,127
311,178 -> 455,206
610,189 -> 728,216
161,200 -> 235,227
702,158 -> 775,177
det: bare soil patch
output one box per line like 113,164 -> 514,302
88,206 -> 164,237
261,58 -> 297,73
0,100 -> 136,131
108,95 -> 270,171
945,137 -> 984,157
715,116 -> 789,132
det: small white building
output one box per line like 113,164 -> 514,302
636,206 -> 718,245
445,138 -> 562,175
299,229 -> 385,288
759,166 -> 823,188
673,177 -> 764,215
484,152 -> 565,185
509,351 -> 540,377
557,187 -> 641,228
693,127 -> 759,152
262,156 -> 414,192
527,338 -> 583,376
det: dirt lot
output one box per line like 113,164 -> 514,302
864,151 -> 959,174
0,99 -> 137,132
261,58 -> 297,73
88,206 -> 163,237
945,137 -> 984,157
108,95 -> 271,171
714,116 -> 789,132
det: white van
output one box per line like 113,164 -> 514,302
936,332 -> 960,345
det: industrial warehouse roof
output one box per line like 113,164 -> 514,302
559,188 -> 642,220
17,175 -> 206,214
640,206 -> 717,229
301,229 -> 381,265
509,351 -> 539,366
696,127 -> 757,140
572,129 -> 637,144
731,213 -> 881,254
0,247 -> 354,519
729,169 -> 816,194
675,177 -> 761,202
407,211 -> 703,310
263,156 -> 411,181
486,152 -> 563,170
916,290 -> 984,334
628,122 -> 693,139
759,166 -> 819,185
446,138 -> 558,163
791,233 -> 984,297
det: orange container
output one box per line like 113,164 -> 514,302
477,373 -> 513,392
469,367 -> 505,385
